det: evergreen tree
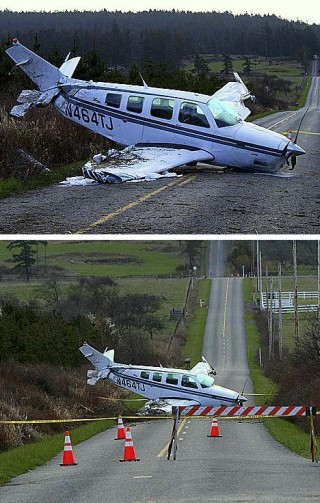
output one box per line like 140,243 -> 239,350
242,57 -> 252,77
48,45 -> 64,67
33,32 -> 41,54
7,241 -> 37,282
221,54 -> 233,77
193,54 -> 210,79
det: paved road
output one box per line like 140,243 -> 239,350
2,242 -> 320,502
0,62 -> 319,234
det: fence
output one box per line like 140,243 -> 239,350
261,291 -> 319,313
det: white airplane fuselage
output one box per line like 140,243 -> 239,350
54,80 -> 294,173
91,363 -> 244,406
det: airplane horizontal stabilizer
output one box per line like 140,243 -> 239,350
9,88 -> 60,117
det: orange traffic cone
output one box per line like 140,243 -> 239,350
60,431 -> 78,466
207,417 -> 222,438
115,415 -> 126,440
119,427 -> 140,462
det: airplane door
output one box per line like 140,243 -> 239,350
151,371 -> 165,398
175,102 -> 214,150
120,95 -> 144,144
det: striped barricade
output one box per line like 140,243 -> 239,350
178,405 -> 307,418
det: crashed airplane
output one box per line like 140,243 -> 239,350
6,39 -> 305,183
79,342 -> 247,409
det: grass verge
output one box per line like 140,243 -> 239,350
243,278 -> 315,459
182,278 -> 211,363
298,76 -> 312,108
0,161 -> 82,200
0,419 -> 115,486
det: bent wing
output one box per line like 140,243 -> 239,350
212,72 -> 253,120
82,146 -> 214,184
190,356 -> 216,376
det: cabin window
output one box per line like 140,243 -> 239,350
178,102 -> 210,128
181,375 -> 198,389
127,95 -> 144,114
207,98 -> 240,127
152,372 -> 163,382
140,371 -> 150,379
166,373 -> 179,385
151,97 -> 175,120
197,373 -> 214,388
105,93 -> 122,108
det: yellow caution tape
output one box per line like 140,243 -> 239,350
97,397 -> 147,401
0,413 -> 308,425
0,416 -> 172,424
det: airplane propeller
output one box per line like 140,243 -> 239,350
286,107 -> 309,170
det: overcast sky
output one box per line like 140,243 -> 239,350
0,0 -> 318,25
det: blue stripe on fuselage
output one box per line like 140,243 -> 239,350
63,93 -> 284,158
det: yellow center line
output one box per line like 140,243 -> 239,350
281,130 -> 320,136
76,175 -> 197,234
222,277 -> 230,370
267,112 -> 298,130
156,417 -> 187,458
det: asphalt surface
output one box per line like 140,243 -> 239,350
0,62 -> 320,235
2,242 -> 320,503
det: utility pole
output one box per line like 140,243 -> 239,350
278,263 -> 283,360
251,240 -> 254,277
259,251 -> 263,309
266,265 -> 269,323
293,240 -> 300,354
269,276 -> 274,360
256,241 -> 260,291
318,240 -> 320,321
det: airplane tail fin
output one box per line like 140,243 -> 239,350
79,343 -> 114,385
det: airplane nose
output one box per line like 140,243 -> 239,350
237,395 -> 247,405
286,141 -> 305,156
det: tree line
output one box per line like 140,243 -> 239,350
0,10 -> 318,70
0,279 -> 165,367
228,241 -> 318,276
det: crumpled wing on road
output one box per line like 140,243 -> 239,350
81,146 -> 214,184
139,398 -> 201,415
212,72 -> 253,120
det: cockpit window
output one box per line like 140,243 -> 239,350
207,98 -> 240,128
196,373 -> 214,388
178,102 -> 210,128
181,375 -> 198,389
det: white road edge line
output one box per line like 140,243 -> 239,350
133,476 -> 153,479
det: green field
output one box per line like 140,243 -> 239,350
0,240 -> 187,278
184,54 -> 305,81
